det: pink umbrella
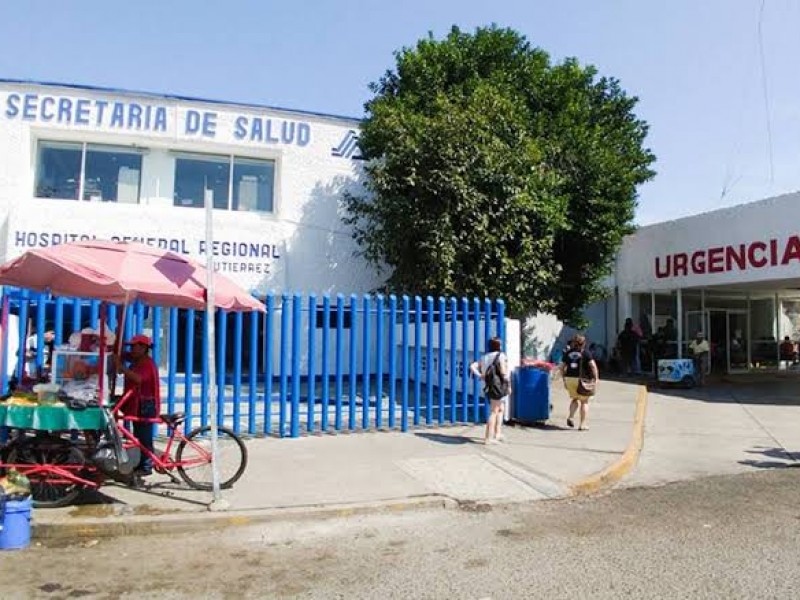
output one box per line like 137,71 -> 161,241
0,240 -> 265,312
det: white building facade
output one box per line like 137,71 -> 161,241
0,79 -> 382,296
608,191 -> 800,374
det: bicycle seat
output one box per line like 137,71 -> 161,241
160,412 -> 186,427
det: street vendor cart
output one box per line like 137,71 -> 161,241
0,241 -> 264,507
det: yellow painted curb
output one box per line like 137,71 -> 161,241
570,385 -> 648,496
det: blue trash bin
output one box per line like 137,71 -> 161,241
0,494 -> 32,551
512,366 -> 551,424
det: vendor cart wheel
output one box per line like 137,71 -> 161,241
7,439 -> 86,508
176,426 -> 248,491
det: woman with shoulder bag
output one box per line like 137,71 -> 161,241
560,334 -> 599,431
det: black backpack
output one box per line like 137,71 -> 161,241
484,353 -> 510,400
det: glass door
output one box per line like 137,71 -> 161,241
727,310 -> 749,372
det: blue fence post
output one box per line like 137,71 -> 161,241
400,296 -> 410,432
308,294 -> 317,434
35,294 -> 46,374
168,308 -> 178,416
217,310 -> 228,427
279,294 -> 290,437
264,295 -> 275,436
232,311 -> 243,435
135,302 -> 145,334
107,304 -> 118,338
426,296 -> 434,425
248,309 -> 258,436
413,296 -> 422,426
184,308 -> 195,433
348,294 -> 358,431
361,295 -> 371,430
124,304 -> 134,343
449,297 -> 458,423
374,295 -> 384,429
0,294 -> 9,394
290,294 -> 301,438
388,295 -> 397,429
496,299 -> 506,345
461,297 -> 470,423
334,294 -> 344,431
320,295 -> 330,432
71,297 -> 81,338
17,290 -> 30,381
483,299 -> 492,422
88,300 -> 99,330
54,297 -> 64,346
437,297 -> 446,425
472,298 -> 481,423
152,307 -> 162,373
200,310 -> 209,428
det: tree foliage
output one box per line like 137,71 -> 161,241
345,25 -> 655,322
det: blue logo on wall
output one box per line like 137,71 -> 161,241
331,130 -> 363,160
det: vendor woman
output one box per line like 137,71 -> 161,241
117,335 -> 160,477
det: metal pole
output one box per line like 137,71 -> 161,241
205,187 -> 224,507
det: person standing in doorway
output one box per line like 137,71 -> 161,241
617,318 -> 640,377
561,334 -> 599,430
470,337 -> 511,445
688,331 -> 710,386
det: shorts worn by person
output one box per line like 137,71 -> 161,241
119,334 -> 160,476
560,334 -> 599,431
470,337 -> 511,445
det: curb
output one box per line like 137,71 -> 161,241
32,495 -> 455,542
569,384 -> 648,496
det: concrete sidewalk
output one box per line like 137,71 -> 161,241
624,377 -> 800,488
32,379 -> 644,538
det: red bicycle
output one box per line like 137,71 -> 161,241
2,389 -> 248,508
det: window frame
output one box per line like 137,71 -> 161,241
34,139 -> 144,204
171,150 -> 277,214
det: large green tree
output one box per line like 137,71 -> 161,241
345,25 -> 655,323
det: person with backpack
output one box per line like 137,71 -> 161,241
560,334 -> 599,431
470,336 -> 512,445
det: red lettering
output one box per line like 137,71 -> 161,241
725,244 -> 746,271
655,256 -> 671,279
748,241 -> 768,268
781,235 -> 800,265
673,253 -> 688,276
690,250 -> 706,274
707,247 -> 724,273
770,238 -> 779,266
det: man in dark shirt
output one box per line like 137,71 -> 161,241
617,318 -> 639,376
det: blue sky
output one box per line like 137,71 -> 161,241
1,0 -> 797,225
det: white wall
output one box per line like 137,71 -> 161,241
0,81 -> 383,296
617,192 -> 800,292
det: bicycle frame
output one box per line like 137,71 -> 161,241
111,390 -> 212,472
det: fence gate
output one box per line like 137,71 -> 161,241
1,289 -> 505,437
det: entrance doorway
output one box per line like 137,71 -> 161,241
686,309 -> 749,374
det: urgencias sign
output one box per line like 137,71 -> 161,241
655,235 -> 800,279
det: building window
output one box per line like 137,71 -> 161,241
233,158 -> 274,212
35,141 -> 142,203
35,141 -> 82,199
174,153 -> 275,212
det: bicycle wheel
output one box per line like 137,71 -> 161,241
7,438 -> 86,508
176,426 -> 247,490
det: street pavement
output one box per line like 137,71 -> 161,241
32,378 -> 641,533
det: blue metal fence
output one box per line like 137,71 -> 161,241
0,290 -> 505,437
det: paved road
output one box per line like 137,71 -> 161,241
5,468 -> 800,599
